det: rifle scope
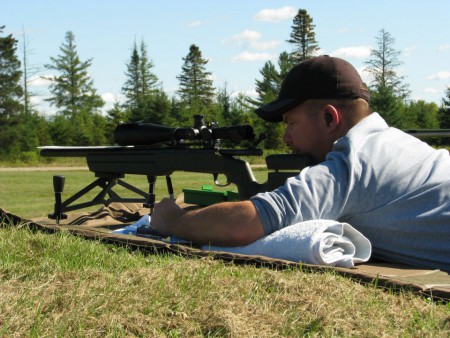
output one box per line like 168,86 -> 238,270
114,114 -> 256,146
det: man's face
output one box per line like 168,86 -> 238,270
282,100 -> 332,163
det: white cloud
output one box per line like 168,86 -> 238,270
231,51 -> 275,62
231,87 -> 257,98
251,40 -> 281,51
227,29 -> 280,51
336,27 -> 350,34
428,71 -> 450,80
330,46 -> 372,59
438,44 -> 450,51
232,29 -> 261,43
186,20 -> 202,28
30,96 -> 44,105
101,92 -> 124,104
425,87 -> 439,93
29,75 -> 54,87
404,45 -> 416,57
253,6 -> 297,23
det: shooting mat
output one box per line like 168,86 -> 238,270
1,201 -> 449,301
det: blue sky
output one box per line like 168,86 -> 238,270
4,0 -> 450,115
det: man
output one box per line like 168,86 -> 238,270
152,55 -> 450,271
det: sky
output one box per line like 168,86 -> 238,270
3,0 -> 450,115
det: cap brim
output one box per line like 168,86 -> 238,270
255,98 -> 301,122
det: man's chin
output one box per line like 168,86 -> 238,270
291,151 -> 320,165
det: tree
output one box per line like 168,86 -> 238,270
364,29 -> 410,127
407,100 -> 439,129
438,86 -> 450,144
439,86 -> 450,129
122,40 -> 160,122
21,28 -> 40,116
44,31 -> 104,145
216,84 -> 252,127
247,52 -> 294,149
286,9 -> 319,64
0,26 -> 24,156
104,101 -> 127,143
177,44 -> 215,120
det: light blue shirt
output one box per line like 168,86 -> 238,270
252,113 -> 450,271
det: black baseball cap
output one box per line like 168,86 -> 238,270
255,55 -> 370,122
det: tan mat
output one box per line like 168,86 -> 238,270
1,203 -> 449,301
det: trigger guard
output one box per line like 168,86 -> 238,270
213,173 -> 230,187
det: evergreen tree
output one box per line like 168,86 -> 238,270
177,44 -> 215,120
286,9 -> 319,64
148,87 -> 172,125
216,84 -> 252,127
0,26 -> 24,157
364,29 -> 410,127
104,101 -> 126,143
248,52 -> 294,149
122,42 -> 141,116
407,100 -> 439,129
439,86 -> 450,129
122,40 -> 160,122
45,31 -> 104,118
44,31 -> 104,145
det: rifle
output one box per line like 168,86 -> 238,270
40,114 -> 313,222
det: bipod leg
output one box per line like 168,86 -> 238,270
59,177 -> 117,213
144,175 -> 157,214
166,175 -> 174,200
48,175 -> 68,224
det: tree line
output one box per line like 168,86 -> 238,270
1,9 -> 449,161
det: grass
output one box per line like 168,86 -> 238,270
0,165 -> 449,336
0,224 -> 449,337
0,167 -> 268,219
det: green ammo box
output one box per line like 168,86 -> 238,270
183,185 -> 239,206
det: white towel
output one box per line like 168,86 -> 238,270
202,220 -> 372,268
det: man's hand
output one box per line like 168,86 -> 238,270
151,198 -> 186,234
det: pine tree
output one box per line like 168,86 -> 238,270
286,9 -> 319,64
122,42 -> 141,116
177,44 -> 215,120
45,31 -> 104,118
44,31 -> 104,145
439,86 -> 450,129
122,40 -> 160,122
0,26 -> 24,156
248,52 -> 294,149
364,29 -> 410,127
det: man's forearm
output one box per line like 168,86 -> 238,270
152,199 -> 265,246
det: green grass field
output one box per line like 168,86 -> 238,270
0,168 -> 268,219
0,167 -> 449,337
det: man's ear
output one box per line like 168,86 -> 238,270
325,113 -> 333,126
323,105 -> 340,129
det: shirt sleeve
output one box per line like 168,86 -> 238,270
251,153 -> 353,235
